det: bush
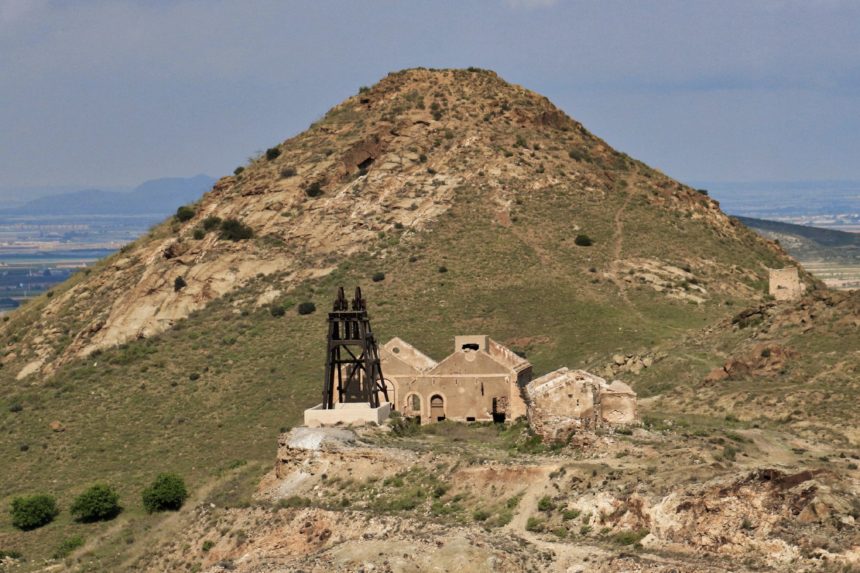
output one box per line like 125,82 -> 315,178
233,166 -> 245,176
9,403 -> 22,413
192,228 -> 205,240
574,234 -> 594,247
562,508 -> 581,521
0,550 -> 23,560
525,516 -> 544,532
270,305 -> 285,317
472,509 -> 491,522
70,484 -> 121,522
537,496 -> 555,512
202,540 -> 215,552
610,528 -> 649,546
10,494 -> 59,530
305,181 -> 323,198
219,219 -> 254,241
141,473 -> 188,513
53,536 -> 84,558
175,205 -> 195,222
371,272 -> 385,282
202,216 -> 222,231
265,147 -> 281,161
437,266 -> 448,273
174,276 -> 187,292
280,167 -> 297,178
297,302 -> 316,315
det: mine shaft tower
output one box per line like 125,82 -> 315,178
321,287 -> 389,409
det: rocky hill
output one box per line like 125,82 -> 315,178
0,68 -> 830,570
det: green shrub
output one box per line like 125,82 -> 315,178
278,496 -> 311,508
297,302 -> 316,315
371,272 -> 386,282
525,516 -> 544,532
10,494 -> 59,530
270,305 -> 285,317
562,508 -> 581,521
176,205 -> 195,222
174,276 -> 187,292
537,495 -> 555,512
574,234 -> 594,247
141,473 -> 188,513
472,509 -> 491,522
219,219 -> 254,241
568,148 -> 590,162
192,228 -> 205,240
265,147 -> 281,160
53,535 -> 84,558
437,266 -> 448,273
202,540 -> 215,552
280,166 -> 297,178
9,403 -> 22,413
610,528 -> 649,545
0,550 -> 23,560
306,181 -> 323,198
233,166 -> 245,176
202,216 -> 222,231
70,484 -> 121,522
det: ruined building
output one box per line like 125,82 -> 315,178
769,267 -> 804,301
524,368 -> 638,441
379,335 -> 530,424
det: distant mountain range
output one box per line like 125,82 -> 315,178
0,175 -> 216,217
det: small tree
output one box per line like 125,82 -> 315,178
142,473 -> 188,513
297,302 -> 316,315
10,494 -> 59,530
175,206 -> 195,222
265,147 -> 281,161
70,484 -> 121,522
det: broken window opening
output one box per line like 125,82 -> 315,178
466,416 -> 476,422
462,343 -> 479,351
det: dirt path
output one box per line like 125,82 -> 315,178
504,463 -> 607,571
609,191 -> 645,320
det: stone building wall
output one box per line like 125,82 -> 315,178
769,267 -> 803,301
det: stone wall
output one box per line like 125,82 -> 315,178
769,267 -> 803,301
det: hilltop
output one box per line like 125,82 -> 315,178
0,68 -> 832,569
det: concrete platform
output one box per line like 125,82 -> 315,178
303,402 -> 391,428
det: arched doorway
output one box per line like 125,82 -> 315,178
404,393 -> 422,422
430,394 -> 445,422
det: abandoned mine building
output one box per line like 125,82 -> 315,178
378,335 -> 530,424
378,335 -> 638,432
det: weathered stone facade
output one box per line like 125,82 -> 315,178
769,267 -> 803,301
524,367 -> 637,441
379,335 -> 530,424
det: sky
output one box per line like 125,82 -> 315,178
2,0 -> 860,190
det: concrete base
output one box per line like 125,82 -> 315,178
303,402 -> 391,428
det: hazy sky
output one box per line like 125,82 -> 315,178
2,0 -> 859,189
